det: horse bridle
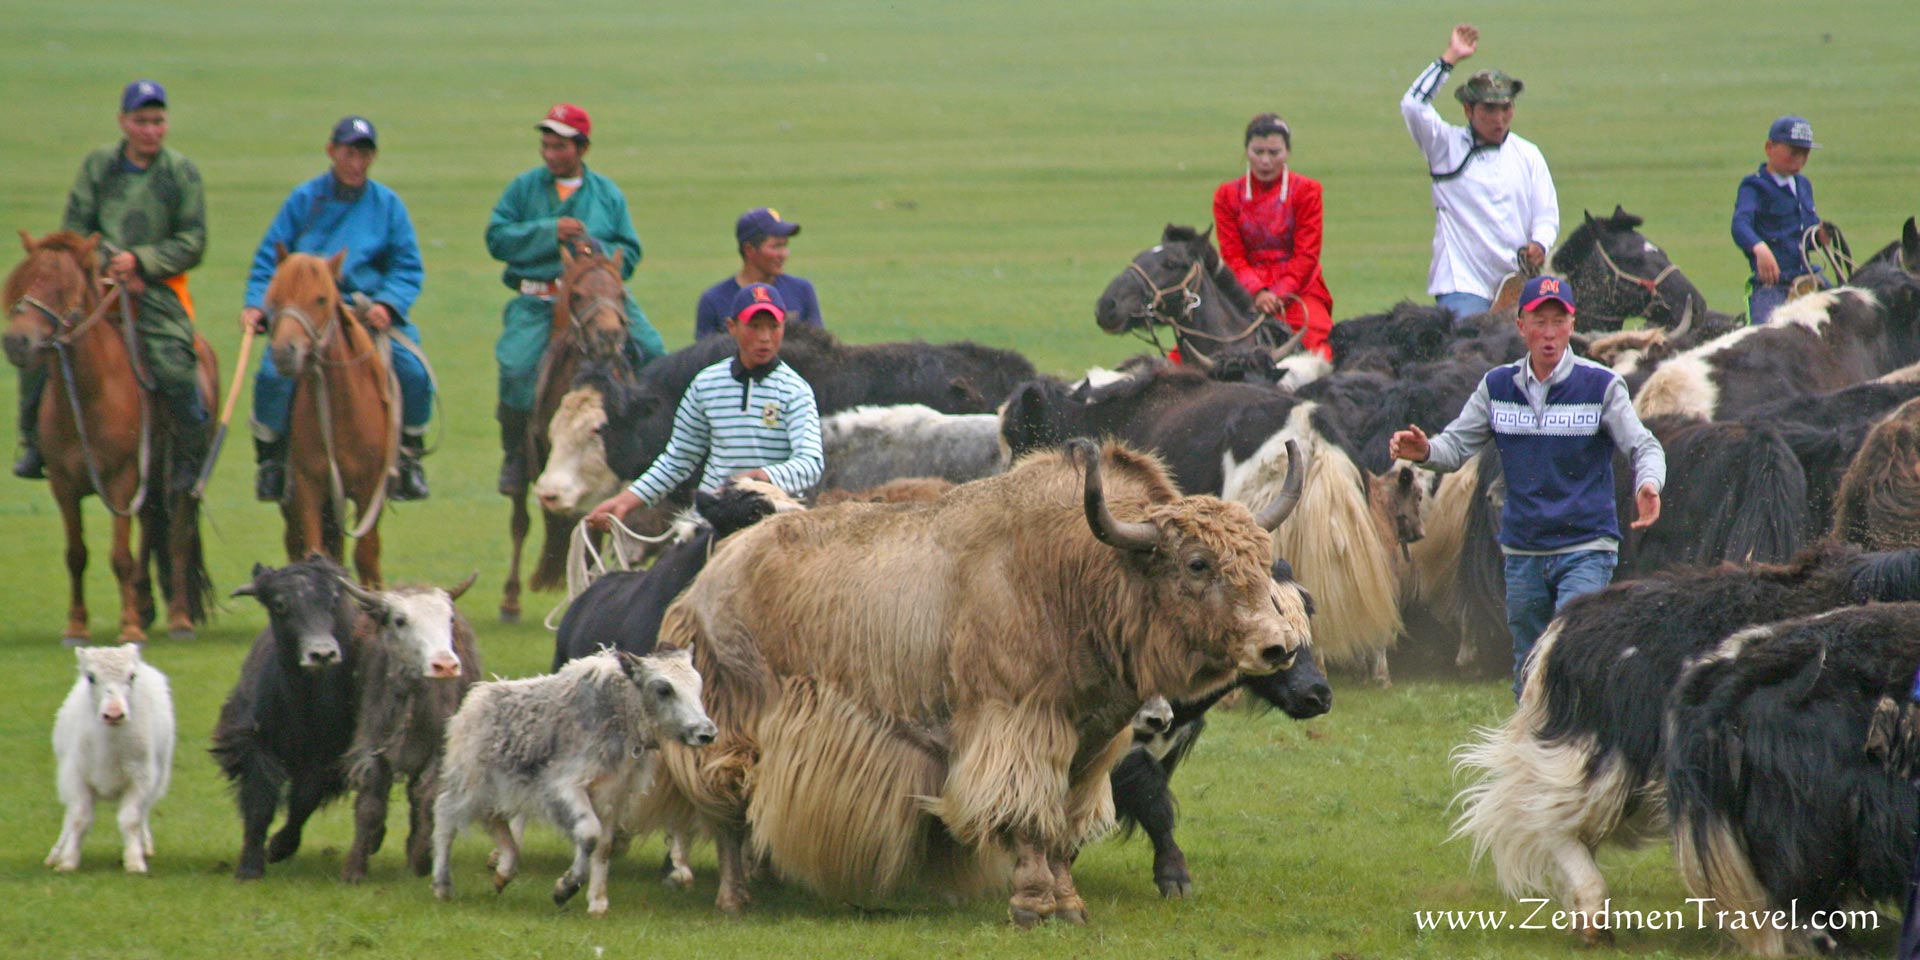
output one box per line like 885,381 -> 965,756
1124,252 -> 1282,358
270,300 -> 377,370
562,261 -> 628,334
1590,236 -> 1684,320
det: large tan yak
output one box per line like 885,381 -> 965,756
649,438 -> 1310,926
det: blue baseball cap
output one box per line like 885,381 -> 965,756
735,207 -> 801,246
120,79 -> 166,113
331,115 -> 377,148
729,283 -> 788,324
1520,274 -> 1577,315
1767,115 -> 1820,149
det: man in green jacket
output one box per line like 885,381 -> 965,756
16,79 -> 209,487
485,103 -> 665,494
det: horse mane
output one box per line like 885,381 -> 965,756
4,231 -> 97,310
1162,223 -> 1257,316
1550,206 -> 1647,275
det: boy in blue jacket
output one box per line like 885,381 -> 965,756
1732,115 -> 1825,324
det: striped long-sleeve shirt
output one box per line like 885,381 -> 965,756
625,357 -> 823,503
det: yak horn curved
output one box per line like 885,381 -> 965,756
1070,439 -> 1159,553
1668,298 -> 1694,340
335,575 -> 385,610
1253,439 -> 1307,531
446,571 -> 479,602
1267,325 -> 1307,362
1178,341 -> 1216,372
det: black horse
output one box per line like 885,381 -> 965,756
1096,224 -> 1304,371
1551,206 -> 1720,333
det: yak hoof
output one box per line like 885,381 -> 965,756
433,881 -> 453,901
340,865 -> 365,885
717,888 -> 752,916
1054,906 -> 1089,925
266,832 -> 300,863
492,871 -> 513,894
234,863 -> 264,881
553,874 -> 582,905
1157,877 -> 1193,899
168,626 -> 195,641
52,860 -> 78,873
499,606 -> 520,625
1010,906 -> 1046,929
1581,926 -> 1615,948
663,866 -> 694,889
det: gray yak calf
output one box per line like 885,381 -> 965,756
339,574 -> 482,883
431,648 -> 715,916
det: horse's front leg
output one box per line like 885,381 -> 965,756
351,501 -> 381,588
286,478 -> 328,562
51,476 -> 89,642
502,490 -> 529,623
109,504 -> 144,643
163,489 -> 199,639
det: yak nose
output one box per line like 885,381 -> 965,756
428,657 -> 462,679
304,647 -> 340,668
100,707 -> 126,725
536,490 -> 563,512
684,722 -> 717,747
1143,713 -> 1171,734
1298,682 -> 1333,716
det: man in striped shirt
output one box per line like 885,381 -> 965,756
584,283 -> 823,530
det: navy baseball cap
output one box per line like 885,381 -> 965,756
736,208 -> 801,246
331,115 -> 377,148
730,283 -> 788,323
1519,275 -> 1577,314
1768,115 -> 1820,149
120,79 -> 166,112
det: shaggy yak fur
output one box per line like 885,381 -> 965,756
1831,396 -> 1920,551
1665,603 -> 1920,957
645,440 -> 1311,925
1451,542 -> 1920,947
338,576 -> 482,883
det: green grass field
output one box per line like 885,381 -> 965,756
2,1 -> 1915,957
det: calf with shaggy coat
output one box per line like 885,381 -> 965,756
338,574 -> 482,883
816,404 -> 1005,494
212,558 -> 362,880
1452,542 -> 1920,946
431,649 -> 716,917
46,644 -> 174,873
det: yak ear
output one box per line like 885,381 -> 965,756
1902,217 -> 1920,274
274,241 -> 290,264
615,649 -> 649,681
446,571 -> 479,602
231,562 -> 271,597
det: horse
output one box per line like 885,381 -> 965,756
502,243 -> 637,623
1550,206 -> 1724,334
4,230 -> 214,642
1095,224 -> 1305,373
264,249 -> 395,587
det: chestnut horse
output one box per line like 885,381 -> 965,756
502,244 -> 636,622
264,249 -> 397,586
4,230 -> 215,641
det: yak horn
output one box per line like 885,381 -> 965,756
1668,298 -> 1694,340
1178,341 -> 1216,371
335,575 -> 385,610
446,571 -> 479,602
1070,439 -> 1159,553
1268,325 -> 1307,362
1253,439 -> 1307,531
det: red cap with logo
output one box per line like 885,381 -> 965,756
536,103 -> 591,141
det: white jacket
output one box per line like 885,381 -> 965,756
1402,59 -> 1559,300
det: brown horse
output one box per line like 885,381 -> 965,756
4,230 -> 215,642
265,249 -> 396,586
502,244 -> 637,622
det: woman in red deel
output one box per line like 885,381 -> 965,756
1212,112 -> 1334,360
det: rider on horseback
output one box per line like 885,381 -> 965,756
486,103 -> 666,495
241,116 -> 433,502
16,80 -> 208,489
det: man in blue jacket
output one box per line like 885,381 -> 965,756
1732,115 -> 1826,324
241,116 -> 433,500
693,208 -> 824,340
1391,275 -> 1665,698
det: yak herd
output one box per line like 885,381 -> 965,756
34,210 -> 1920,954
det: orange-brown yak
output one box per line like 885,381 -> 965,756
650,438 -> 1310,926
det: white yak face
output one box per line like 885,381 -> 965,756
621,648 -> 716,747
535,387 -> 622,517
380,590 -> 463,679
76,644 -> 145,726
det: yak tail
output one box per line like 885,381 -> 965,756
1448,621 -> 1635,899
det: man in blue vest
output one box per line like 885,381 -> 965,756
1390,275 -> 1665,698
1732,115 -> 1826,324
241,115 -> 432,501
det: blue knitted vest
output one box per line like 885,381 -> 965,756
1485,358 -> 1621,551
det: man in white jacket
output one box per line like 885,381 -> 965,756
1402,23 -> 1559,325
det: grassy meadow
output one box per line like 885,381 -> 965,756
2,1 -> 1916,957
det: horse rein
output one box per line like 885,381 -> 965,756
15,282 -> 152,517
562,261 -> 628,334
268,297 -> 399,539
1125,255 -> 1296,363
1590,237 -> 1683,319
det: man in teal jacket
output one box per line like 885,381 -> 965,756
485,103 -> 665,494
242,116 -> 433,501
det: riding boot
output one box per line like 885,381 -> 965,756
254,436 -> 287,502
163,388 -> 211,494
389,432 -> 429,502
497,405 -> 532,496
12,388 -> 45,479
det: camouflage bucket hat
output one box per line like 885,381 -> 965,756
1455,69 -> 1524,105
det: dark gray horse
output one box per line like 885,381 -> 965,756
1095,224 -> 1303,371
1551,206 -> 1716,333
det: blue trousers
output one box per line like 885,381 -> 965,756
1748,273 -> 1829,325
1504,549 -> 1618,699
252,318 -> 432,441
1437,292 -> 1494,328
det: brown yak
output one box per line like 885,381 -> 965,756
648,438 -> 1309,926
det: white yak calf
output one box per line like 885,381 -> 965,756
46,644 -> 174,873
431,648 -> 715,916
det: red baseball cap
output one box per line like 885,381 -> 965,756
536,103 -> 591,141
